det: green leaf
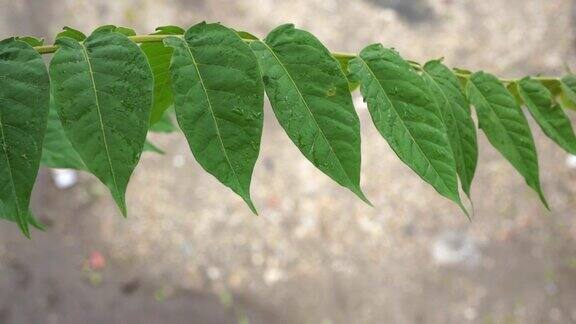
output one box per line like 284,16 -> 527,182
15,36 -> 44,47
165,22 -> 264,213
154,25 -> 185,34
250,24 -> 370,204
144,140 -> 164,154
467,72 -> 548,208
517,77 -> 576,154
422,60 -> 478,198
560,75 -> 576,111
561,75 -> 576,101
41,96 -> 86,170
506,82 -> 522,105
49,28 -> 154,216
541,78 -> 562,96
334,54 -> 360,91
150,108 -> 176,133
94,25 -> 136,36
141,26 -> 184,125
43,96 -> 162,170
235,30 -> 259,40
56,27 -> 86,41
349,44 -> 464,212
115,26 -> 137,36
0,38 -> 50,236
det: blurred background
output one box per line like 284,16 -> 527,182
1,0 -> 576,323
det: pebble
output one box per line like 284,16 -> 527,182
566,155 -> 576,169
172,154 -> 186,168
431,230 -> 481,268
51,169 -> 78,189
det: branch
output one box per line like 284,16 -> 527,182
32,34 -> 561,85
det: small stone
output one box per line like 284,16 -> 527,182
172,154 -> 186,168
207,266 -> 221,280
431,231 -> 481,268
353,95 -> 368,110
264,267 -> 284,285
51,169 -> 78,189
88,251 -> 106,270
566,154 -> 576,169
464,307 -> 477,320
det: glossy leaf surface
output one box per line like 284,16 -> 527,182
349,44 -> 464,211
0,38 -> 50,235
250,24 -> 369,203
141,25 -> 184,125
50,28 -> 154,216
422,60 -> 478,197
467,72 -> 548,208
165,22 -> 264,212
518,77 -> 576,155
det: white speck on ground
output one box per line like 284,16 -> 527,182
432,231 -> 481,268
566,154 -> 576,169
51,169 -> 78,189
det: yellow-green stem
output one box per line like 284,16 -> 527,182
32,34 -> 561,84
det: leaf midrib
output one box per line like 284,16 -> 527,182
0,107 -> 23,225
181,38 -> 246,197
423,70 -> 468,185
0,52 -> 29,233
468,81 -> 528,170
259,40 -> 358,188
519,85 -> 576,153
79,43 -> 121,203
358,56 -> 454,195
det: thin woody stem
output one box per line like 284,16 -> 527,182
32,34 -> 562,84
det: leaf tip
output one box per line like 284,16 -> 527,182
538,191 -> 551,211
244,197 -> 259,215
353,187 -> 373,207
27,212 -> 46,231
120,204 -> 128,218
111,193 -> 128,218
457,200 -> 472,221
18,221 -> 31,239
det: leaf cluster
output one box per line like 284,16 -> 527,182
2,22 -> 576,236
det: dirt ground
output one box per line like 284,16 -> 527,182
1,0 -> 576,323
